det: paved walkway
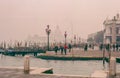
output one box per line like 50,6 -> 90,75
1,67 -> 120,78
45,48 -> 120,58
0,68 -> 91,78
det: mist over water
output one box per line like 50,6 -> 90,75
0,0 -> 120,41
0,55 -> 107,76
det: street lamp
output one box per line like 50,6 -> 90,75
79,37 -> 81,49
74,35 -> 76,47
64,31 -> 67,45
45,25 -> 51,51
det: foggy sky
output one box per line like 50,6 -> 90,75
0,0 -> 120,41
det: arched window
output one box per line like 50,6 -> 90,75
110,27 -> 112,34
119,28 -> 120,34
116,27 -> 119,34
106,27 -> 110,34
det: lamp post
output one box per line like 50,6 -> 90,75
74,35 -> 76,47
105,39 -> 111,77
64,31 -> 67,45
71,40 -> 74,57
79,37 -> 81,49
45,25 -> 51,51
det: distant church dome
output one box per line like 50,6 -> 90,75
53,26 -> 64,43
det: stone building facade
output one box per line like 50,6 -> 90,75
103,13 -> 120,44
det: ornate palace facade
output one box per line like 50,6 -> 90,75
103,13 -> 120,44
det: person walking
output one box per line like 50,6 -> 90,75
68,43 -> 72,52
112,44 -> 115,52
106,44 -> 110,52
116,44 -> 119,52
84,43 -> 88,51
99,44 -> 103,51
64,44 -> 68,55
54,45 -> 58,55
60,45 -> 64,55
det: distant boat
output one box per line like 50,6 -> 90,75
0,47 -> 46,56
0,49 -> 5,54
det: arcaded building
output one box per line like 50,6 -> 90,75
103,13 -> 120,44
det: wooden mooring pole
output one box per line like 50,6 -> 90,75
109,57 -> 116,78
24,55 -> 30,74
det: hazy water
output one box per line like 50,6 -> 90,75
0,54 -> 118,76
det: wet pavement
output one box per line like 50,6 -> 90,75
1,68 -> 120,78
0,68 -> 91,78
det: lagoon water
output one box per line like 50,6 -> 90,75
0,54 -> 119,76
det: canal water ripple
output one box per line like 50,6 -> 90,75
1,54 -> 120,76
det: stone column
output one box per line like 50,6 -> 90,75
112,21 -> 116,44
24,55 -> 30,74
109,57 -> 116,78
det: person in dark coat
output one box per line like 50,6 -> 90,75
64,44 -> 68,55
116,44 -> 119,52
84,43 -> 88,51
106,44 -> 110,52
112,44 -> 116,52
60,45 -> 64,55
99,44 -> 103,51
54,45 -> 58,55
68,43 -> 72,52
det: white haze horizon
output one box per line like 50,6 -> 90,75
0,0 -> 120,42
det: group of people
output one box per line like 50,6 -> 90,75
84,43 -> 120,52
53,43 -> 120,54
54,44 -> 72,55
83,43 -> 95,51
99,43 -> 120,52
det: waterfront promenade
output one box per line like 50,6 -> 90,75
1,67 -> 120,78
1,48 -> 120,78
38,48 -> 120,60
0,67 -> 92,78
